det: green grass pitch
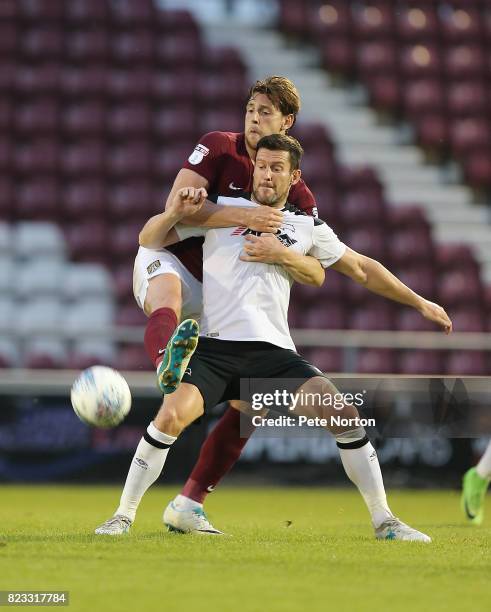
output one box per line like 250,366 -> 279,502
0,485 -> 490,612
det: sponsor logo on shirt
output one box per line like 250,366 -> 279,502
147,260 -> 161,274
188,144 -> 210,165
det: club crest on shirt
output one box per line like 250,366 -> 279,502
147,260 -> 161,274
188,144 -> 210,165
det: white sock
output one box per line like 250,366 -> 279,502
115,422 -> 176,522
173,494 -> 203,510
476,440 -> 491,480
337,436 -> 393,528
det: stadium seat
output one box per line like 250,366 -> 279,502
445,351 -> 489,376
15,140 -> 59,175
68,340 -> 116,370
62,141 -> 107,177
444,45 -> 486,81
396,7 -> 439,42
63,264 -> 113,301
400,45 -> 442,80
435,243 -> 479,273
447,308 -> 486,332
308,1 -> 351,40
24,338 -> 67,369
20,26 -> 63,60
463,151 -> 491,190
349,304 -> 395,330
301,304 -> 346,330
438,269 -> 483,307
15,99 -> 59,135
403,80 -> 445,118
64,298 -> 114,334
16,260 -> 65,300
340,191 -> 387,226
18,298 -> 64,335
343,227 -> 386,261
19,0 -> 64,21
14,222 -> 65,260
107,105 -> 152,139
65,0 -> 109,25
63,180 -> 106,220
0,337 -> 21,368
110,222 -> 143,261
351,4 -> 393,41
356,348 -> 397,374
116,303 -> 147,327
111,31 -> 154,65
447,82 -> 488,118
399,350 -> 444,375
358,41 -> 398,80
0,0 -> 17,20
152,71 -> 198,103
16,178 -> 59,220
440,7 -> 482,44
64,220 -> 108,261
66,29 -> 109,62
155,35 -> 201,69
395,267 -> 436,300
108,181 -> 154,220
450,118 -> 491,158
118,345 -> 152,371
414,114 -> 449,152
62,102 -> 106,137
387,205 -> 430,232
113,264 -> 135,301
154,106 -> 197,142
0,224 -> 11,256
109,0 -> 155,27
107,68 -> 153,100
302,347 -> 343,373
61,65 -> 107,98
388,228 -> 434,267
108,142 -> 153,178
319,37 -> 357,76
396,309 -> 438,332
15,63 -> 60,96
0,23 -> 16,57
0,298 -> 14,333
0,178 -> 14,220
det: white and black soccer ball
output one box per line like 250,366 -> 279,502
71,366 -> 132,428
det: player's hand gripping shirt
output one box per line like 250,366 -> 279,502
167,131 -> 317,281
175,194 -> 346,351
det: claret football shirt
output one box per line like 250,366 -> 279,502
166,131 -> 317,282
175,194 -> 346,351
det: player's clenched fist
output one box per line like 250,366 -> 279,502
246,205 -> 284,233
170,187 -> 208,218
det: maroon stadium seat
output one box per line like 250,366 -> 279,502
63,180 -> 107,220
107,142 -> 153,178
203,46 -> 247,75
400,45 -> 442,80
358,41 -> 398,79
388,228 -> 434,267
447,82 -> 488,118
438,269 -> 483,307
351,3 -> 394,41
155,35 -> 201,69
308,1 -> 352,40
301,304 -> 346,330
450,118 -> 491,158
440,6 -> 482,44
107,104 -> 152,139
348,304 -> 396,331
118,346 -> 153,371
396,309 -> 438,332
154,106 -> 197,142
116,303 -> 147,327
0,99 -> 11,133
446,351 -> 489,376
339,165 -> 383,192
198,74 -> 247,106
62,101 -> 106,137
61,65 -> 107,98
111,31 -> 154,65
387,205 -> 430,232
340,191 -> 386,226
435,243 -> 480,273
19,0 -> 64,22
0,0 -> 17,20
0,139 -> 10,173
64,220 -> 108,261
319,37 -> 357,76
16,99 -> 59,135
404,79 -> 445,118
365,75 -> 401,112
111,222 -> 142,261
113,264 -> 135,301
62,141 -> 107,177
0,178 -> 14,219
17,178 -> 59,219
343,227 -> 386,261
0,23 -> 17,57
153,9 -> 199,36
199,110 -> 243,137
65,0 -> 109,25
15,140 -> 59,175
399,350 -> 444,375
107,68 -> 153,100
15,63 -> 59,95
396,7 -> 439,42
302,348 -> 343,373
414,114 -> 449,151
20,26 -> 63,60
448,307 -> 486,332
356,348 -> 397,374
444,45 -> 486,81
108,181 -> 154,219
66,29 -> 109,62
463,151 -> 491,190
279,0 -> 310,37
395,267 -> 436,301
153,145 -> 191,182
152,71 -> 198,103
109,0 -> 155,27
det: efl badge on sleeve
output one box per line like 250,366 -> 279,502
188,144 -> 210,165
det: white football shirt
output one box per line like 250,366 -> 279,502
175,194 -> 346,351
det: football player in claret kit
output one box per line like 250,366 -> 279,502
97,134 -> 452,540
129,76 -> 321,524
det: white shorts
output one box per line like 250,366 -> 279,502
133,246 -> 203,321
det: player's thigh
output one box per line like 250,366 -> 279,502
133,247 -> 202,320
154,383 -> 204,436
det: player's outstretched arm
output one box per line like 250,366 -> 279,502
240,233 -> 325,287
331,248 -> 453,334
139,187 -> 207,249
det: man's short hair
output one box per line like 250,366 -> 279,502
256,134 -> 304,171
247,76 -> 300,126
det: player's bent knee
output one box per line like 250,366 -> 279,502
144,274 -> 183,318
153,385 -> 204,436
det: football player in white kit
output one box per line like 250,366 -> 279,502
97,134 -> 452,541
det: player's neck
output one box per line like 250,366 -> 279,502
251,194 -> 286,209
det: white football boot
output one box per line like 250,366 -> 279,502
94,514 -> 132,535
163,497 -> 223,535
375,517 -> 431,542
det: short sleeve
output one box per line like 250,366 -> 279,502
182,132 -> 229,185
308,219 -> 346,268
288,179 -> 318,217
174,224 -> 208,241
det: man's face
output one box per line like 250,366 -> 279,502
252,148 -> 300,207
244,93 -> 293,152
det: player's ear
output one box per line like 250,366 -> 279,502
290,168 -> 301,185
282,114 -> 294,132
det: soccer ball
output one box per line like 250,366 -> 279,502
71,366 -> 132,428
